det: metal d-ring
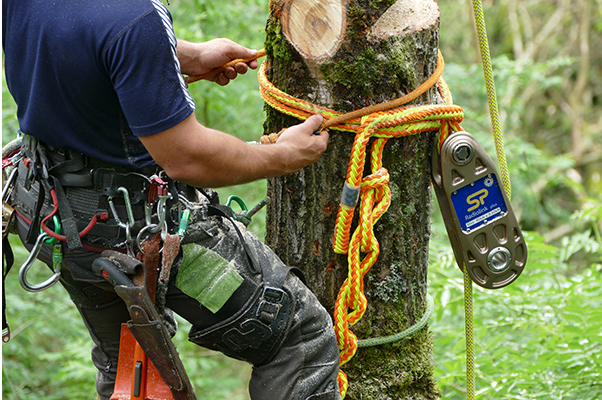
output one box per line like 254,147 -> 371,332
18,232 -> 62,292
134,220 -> 168,254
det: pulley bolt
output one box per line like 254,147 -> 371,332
452,143 -> 473,165
487,247 -> 512,272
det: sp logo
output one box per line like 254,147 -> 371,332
467,189 -> 488,211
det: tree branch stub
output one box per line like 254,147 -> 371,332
368,0 -> 440,41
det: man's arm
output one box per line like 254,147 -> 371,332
139,113 -> 329,188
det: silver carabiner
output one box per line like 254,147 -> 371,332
18,232 -> 62,292
107,187 -> 136,228
2,165 -> 19,204
108,187 -> 137,255
151,193 -> 171,233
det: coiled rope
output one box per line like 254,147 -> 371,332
259,51 -> 463,398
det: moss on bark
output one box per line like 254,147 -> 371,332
263,1 -> 443,398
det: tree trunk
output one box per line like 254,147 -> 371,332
263,0 -> 442,398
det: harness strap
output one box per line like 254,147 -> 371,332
50,175 -> 82,250
13,136 -> 170,251
207,202 -> 263,275
24,174 -> 46,245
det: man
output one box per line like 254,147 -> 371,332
3,0 -> 341,399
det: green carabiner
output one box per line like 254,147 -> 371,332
40,215 -> 61,245
225,195 -> 247,212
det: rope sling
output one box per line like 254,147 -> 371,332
259,52 -> 464,397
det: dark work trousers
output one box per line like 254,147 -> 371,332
16,211 -> 341,400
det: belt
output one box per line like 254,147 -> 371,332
20,134 -> 159,188
13,135 -> 185,251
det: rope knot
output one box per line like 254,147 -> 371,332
260,128 -> 285,144
360,168 -> 389,192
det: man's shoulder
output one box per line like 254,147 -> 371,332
75,0 -> 157,32
6,0 -> 160,43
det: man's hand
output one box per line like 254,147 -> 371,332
274,115 -> 329,173
177,38 -> 259,86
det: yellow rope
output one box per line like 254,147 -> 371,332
472,0 -> 511,199
259,53 -> 463,398
464,266 -> 476,400
462,2 -> 514,398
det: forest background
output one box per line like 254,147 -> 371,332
2,0 -> 601,399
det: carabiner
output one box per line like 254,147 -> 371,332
2,165 -> 19,204
41,215 -> 61,245
226,195 -> 247,212
108,187 -> 136,229
148,192 -> 171,234
108,187 -> 137,255
18,232 -> 62,292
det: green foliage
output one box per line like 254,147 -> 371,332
2,237 -> 98,400
2,73 -> 19,146
428,228 -> 602,400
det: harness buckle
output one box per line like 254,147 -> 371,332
256,287 -> 285,324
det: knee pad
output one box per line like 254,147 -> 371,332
188,267 -> 296,366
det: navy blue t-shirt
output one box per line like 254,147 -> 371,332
3,0 -> 196,168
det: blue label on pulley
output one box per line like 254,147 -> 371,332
450,174 -> 507,232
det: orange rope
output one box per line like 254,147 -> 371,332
258,51 -> 463,398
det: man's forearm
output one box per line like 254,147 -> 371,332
139,114 -> 327,188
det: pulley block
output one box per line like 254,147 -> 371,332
432,131 -> 527,289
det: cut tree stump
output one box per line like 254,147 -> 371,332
264,0 -> 443,398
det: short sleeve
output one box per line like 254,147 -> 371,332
102,9 -> 195,137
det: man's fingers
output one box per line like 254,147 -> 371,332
224,67 -> 237,79
234,62 -> 249,75
304,114 -> 324,134
228,46 -> 258,62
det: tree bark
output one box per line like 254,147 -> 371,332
263,0 -> 442,398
